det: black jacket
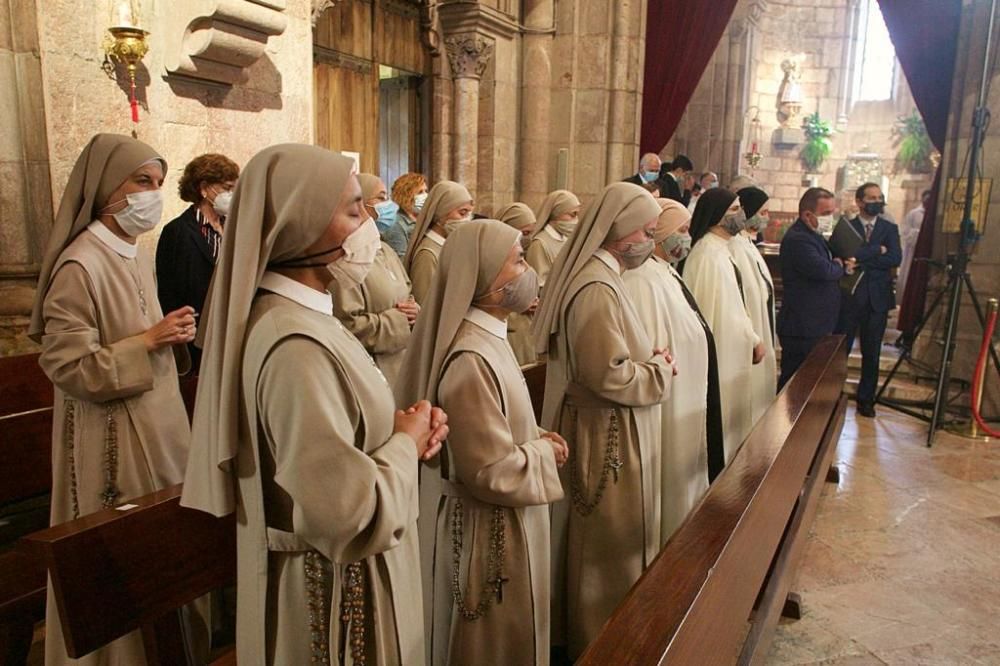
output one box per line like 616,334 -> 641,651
155,205 -> 217,368
846,216 -> 902,313
657,175 -> 690,206
777,219 -> 845,339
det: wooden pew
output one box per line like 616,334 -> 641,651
23,484 -> 236,665
579,335 -> 848,665
0,353 -> 53,665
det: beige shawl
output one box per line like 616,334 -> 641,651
396,219 -> 520,406
497,202 -> 537,231
530,189 -> 581,240
181,144 -> 355,517
530,182 -> 660,354
29,133 -> 165,341
402,180 -> 472,273
654,198 -> 692,243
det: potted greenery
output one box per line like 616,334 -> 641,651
801,112 -> 834,172
893,110 -> 933,173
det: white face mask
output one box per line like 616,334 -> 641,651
327,217 -> 381,287
413,192 -> 428,212
815,214 -> 835,234
105,189 -> 163,237
212,190 -> 233,218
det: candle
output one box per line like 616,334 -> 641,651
115,1 -> 135,28
751,141 -> 758,153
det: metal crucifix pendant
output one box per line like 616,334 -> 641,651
490,574 -> 510,603
611,458 -> 623,483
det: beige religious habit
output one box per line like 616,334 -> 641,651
729,232 -> 777,424
497,202 -> 540,366
181,145 -> 423,665
397,221 -> 563,665
330,241 -> 414,388
531,183 -> 670,659
622,199 -> 714,541
402,180 -> 472,305
527,190 -> 581,287
30,134 -> 202,666
684,232 -> 760,463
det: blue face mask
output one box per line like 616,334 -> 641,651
373,200 -> 399,233
641,170 -> 659,184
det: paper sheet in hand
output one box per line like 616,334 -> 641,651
827,218 -> 864,259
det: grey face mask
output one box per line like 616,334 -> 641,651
719,210 -> 747,236
619,239 -> 655,269
477,267 -> 539,314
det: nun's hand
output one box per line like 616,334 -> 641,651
541,431 -> 569,467
396,297 -> 420,324
752,342 -> 765,365
143,307 -> 196,351
395,400 -> 436,459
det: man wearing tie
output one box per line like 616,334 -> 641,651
837,183 -> 902,417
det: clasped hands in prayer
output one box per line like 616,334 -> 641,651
395,296 -> 421,325
143,306 -> 197,351
395,400 -> 448,461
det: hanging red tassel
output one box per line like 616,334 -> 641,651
130,78 -> 139,123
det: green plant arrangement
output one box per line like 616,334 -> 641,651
893,110 -> 933,173
801,112 -> 834,172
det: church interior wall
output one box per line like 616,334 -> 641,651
666,0 -> 932,225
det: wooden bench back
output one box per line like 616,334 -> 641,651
24,484 -> 236,663
0,353 -> 54,506
579,335 -> 848,664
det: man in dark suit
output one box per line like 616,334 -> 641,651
657,155 -> 694,206
623,153 -> 663,187
777,187 -> 852,389
836,183 -> 902,417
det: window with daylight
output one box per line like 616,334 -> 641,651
853,0 -> 897,102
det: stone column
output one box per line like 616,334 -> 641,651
445,33 -> 494,197
0,0 -> 52,355
518,0 -> 554,209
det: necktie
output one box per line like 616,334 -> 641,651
865,223 -> 873,242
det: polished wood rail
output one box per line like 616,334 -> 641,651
579,335 -> 848,665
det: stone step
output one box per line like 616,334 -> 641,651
843,375 -> 937,403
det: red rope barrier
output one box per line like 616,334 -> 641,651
971,308 -> 1000,439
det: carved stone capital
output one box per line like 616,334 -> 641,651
445,33 -> 494,79
164,0 -> 287,86
312,0 -> 338,27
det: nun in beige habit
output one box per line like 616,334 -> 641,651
497,202 -> 541,366
731,186 -> 777,424
331,173 -> 418,388
526,190 -> 581,287
402,181 -> 473,305
683,188 -> 764,465
530,182 -> 673,659
180,144 -> 448,666
398,220 -> 566,666
29,134 -> 203,666
622,199 -> 726,543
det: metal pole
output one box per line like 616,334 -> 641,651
926,0 -> 997,446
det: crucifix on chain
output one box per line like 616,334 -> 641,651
489,572 -> 510,603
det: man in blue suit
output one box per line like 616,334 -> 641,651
836,183 -> 902,417
777,188 -> 851,389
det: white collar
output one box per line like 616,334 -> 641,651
594,248 -> 621,273
464,307 -> 507,339
259,271 -> 333,316
87,220 -> 138,258
426,229 -> 446,246
544,224 -> 565,241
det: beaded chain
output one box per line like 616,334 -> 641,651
100,404 -> 120,509
340,562 -> 366,665
450,499 -> 508,621
304,551 -> 331,665
569,411 -> 623,516
64,401 -> 80,519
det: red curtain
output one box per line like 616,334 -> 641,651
877,0 -> 963,337
639,1 -> 739,156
